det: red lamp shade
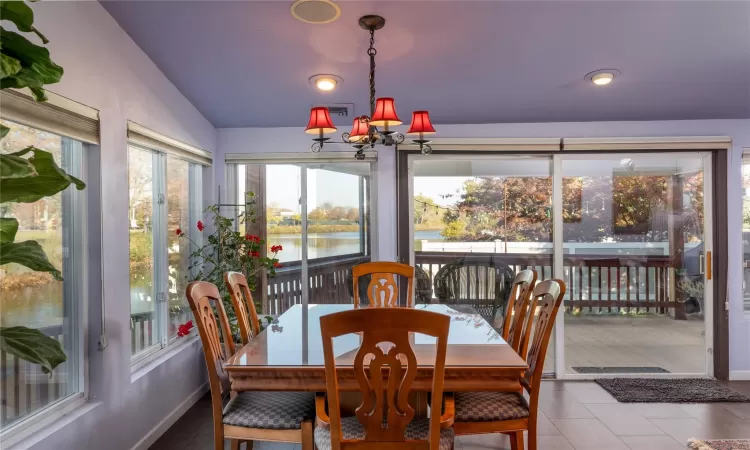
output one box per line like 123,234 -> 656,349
347,116 -> 370,142
369,97 -> 402,127
407,111 -> 436,135
305,107 -> 337,134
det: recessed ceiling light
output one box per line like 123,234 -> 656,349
291,0 -> 341,24
585,69 -> 621,86
309,74 -> 343,92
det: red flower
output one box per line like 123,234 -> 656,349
273,262 -> 282,268
250,251 -> 260,258
245,234 -> 260,243
197,220 -> 205,231
271,245 -> 283,253
177,320 -> 194,337
176,228 -> 183,236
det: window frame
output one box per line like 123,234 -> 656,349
0,120 -> 92,443
742,149 -> 750,318
128,144 -> 205,367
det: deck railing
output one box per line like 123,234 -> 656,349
0,324 -> 66,428
415,251 -> 681,316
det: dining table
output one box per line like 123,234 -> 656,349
225,303 -> 528,393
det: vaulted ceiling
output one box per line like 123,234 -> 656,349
101,0 -> 750,128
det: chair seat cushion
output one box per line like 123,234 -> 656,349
314,416 -> 454,450
454,391 -> 530,422
222,391 -> 315,430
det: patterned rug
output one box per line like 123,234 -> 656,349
595,378 -> 750,403
688,439 -> 750,450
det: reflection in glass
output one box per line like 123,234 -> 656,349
0,119 -> 83,428
166,156 -> 193,340
129,146 -> 156,356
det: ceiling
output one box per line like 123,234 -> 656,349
101,1 -> 750,129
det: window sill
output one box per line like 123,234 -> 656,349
131,335 -> 201,383
1,395 -> 101,450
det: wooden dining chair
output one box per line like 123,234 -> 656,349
186,281 -> 315,450
352,261 -> 415,308
444,279 -> 566,450
500,269 -> 537,356
315,307 -> 455,450
224,271 -> 261,345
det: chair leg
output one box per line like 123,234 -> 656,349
244,441 -> 254,450
509,431 -> 524,450
528,420 -> 537,450
230,439 -> 240,450
301,420 -> 314,450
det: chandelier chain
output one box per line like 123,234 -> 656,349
368,27 -> 376,117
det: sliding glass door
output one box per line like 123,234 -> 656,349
231,157 -> 374,316
404,151 -> 714,378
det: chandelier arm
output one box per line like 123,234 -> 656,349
368,27 -> 376,117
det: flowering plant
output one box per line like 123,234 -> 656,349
178,193 -> 282,335
177,320 -> 194,337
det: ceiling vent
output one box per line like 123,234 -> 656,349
315,103 -> 354,122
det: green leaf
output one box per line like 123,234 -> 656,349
0,240 -> 62,280
0,52 -> 21,78
0,326 -> 66,375
0,217 -> 18,243
0,150 -> 37,179
0,147 -> 85,203
0,123 -> 8,139
0,27 -> 62,94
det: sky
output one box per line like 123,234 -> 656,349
261,165 -> 361,212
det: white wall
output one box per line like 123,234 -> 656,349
14,2 -> 217,449
217,119 -> 750,376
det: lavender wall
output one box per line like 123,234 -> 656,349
217,119 -> 750,377
13,2 -> 216,449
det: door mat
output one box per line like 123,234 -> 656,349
573,366 -> 669,374
595,378 -> 750,403
688,439 -> 750,450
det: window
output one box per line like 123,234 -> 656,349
742,154 -> 750,316
0,119 -> 86,430
128,122 -> 208,361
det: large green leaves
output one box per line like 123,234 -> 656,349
0,27 -> 62,101
0,147 -> 85,204
0,148 -> 37,179
0,326 -> 66,375
0,1 -> 47,43
0,217 -> 18,243
0,239 -> 61,279
0,52 -> 21,78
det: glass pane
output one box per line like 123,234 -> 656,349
0,119 -> 83,428
411,157 -> 554,370
307,164 -> 371,304
166,156 -> 193,340
562,154 -> 707,375
129,146 -> 157,356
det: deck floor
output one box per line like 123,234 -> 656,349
546,314 -> 706,375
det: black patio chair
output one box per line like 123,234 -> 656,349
432,255 -> 516,328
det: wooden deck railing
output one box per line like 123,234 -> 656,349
265,253 -> 370,315
0,324 -> 66,428
415,251 -> 680,316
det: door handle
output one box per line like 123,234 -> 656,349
706,250 -> 712,280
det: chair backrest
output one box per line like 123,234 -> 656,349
185,281 -> 236,428
501,269 -> 537,355
352,262 -> 415,308
320,308 -> 450,450
522,279 -> 565,406
433,257 -> 515,303
224,271 -> 260,345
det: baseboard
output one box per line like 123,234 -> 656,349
130,382 -> 209,450
729,370 -> 750,381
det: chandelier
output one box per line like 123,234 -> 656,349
304,15 -> 436,158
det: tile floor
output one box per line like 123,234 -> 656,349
150,381 -> 750,450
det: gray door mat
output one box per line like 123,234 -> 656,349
595,378 -> 750,403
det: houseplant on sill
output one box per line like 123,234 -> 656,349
178,192 -> 283,337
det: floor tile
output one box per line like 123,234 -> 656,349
648,417 -> 750,443
538,389 -> 595,419
550,418 -> 629,449
583,402 -> 691,419
586,408 -> 665,436
563,382 -> 618,403
536,410 -> 562,436
619,435 -> 687,450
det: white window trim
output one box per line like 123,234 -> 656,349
128,144 -> 205,367
742,147 -> 750,319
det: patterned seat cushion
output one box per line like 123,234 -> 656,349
222,391 -> 315,430
454,391 -> 530,422
314,416 -> 454,450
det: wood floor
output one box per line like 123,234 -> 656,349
149,381 -> 750,450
